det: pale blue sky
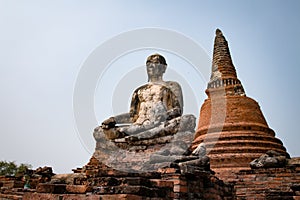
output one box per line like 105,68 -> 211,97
0,0 -> 299,173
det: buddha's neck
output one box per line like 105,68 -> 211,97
149,75 -> 163,83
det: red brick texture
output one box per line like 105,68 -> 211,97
192,29 -> 289,174
193,95 -> 289,174
219,166 -> 300,199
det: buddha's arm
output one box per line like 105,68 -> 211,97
115,88 -> 142,124
102,88 -> 140,128
166,107 -> 182,120
164,85 -> 183,119
166,81 -> 183,112
101,113 -> 132,129
114,113 -> 132,124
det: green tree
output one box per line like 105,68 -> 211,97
0,161 -> 32,176
17,163 -> 31,174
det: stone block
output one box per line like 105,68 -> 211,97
100,194 -> 143,200
150,179 -> 173,188
0,193 -> 23,200
23,193 -> 103,200
1,180 -> 24,189
172,179 -> 186,186
291,184 -> 300,191
36,183 -> 66,194
122,177 -> 150,187
158,167 -> 177,174
173,185 -> 180,193
66,185 -> 92,194
23,193 -> 60,200
178,185 -> 188,193
93,185 -> 164,197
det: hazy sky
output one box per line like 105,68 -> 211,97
0,0 -> 299,173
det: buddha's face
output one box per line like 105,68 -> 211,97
146,56 -> 166,78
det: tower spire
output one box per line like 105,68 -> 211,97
193,29 -> 289,174
207,29 -> 245,96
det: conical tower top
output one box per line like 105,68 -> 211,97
207,29 -> 245,96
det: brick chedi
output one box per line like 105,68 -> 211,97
192,29 -> 289,175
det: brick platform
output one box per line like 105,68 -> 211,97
219,163 -> 300,199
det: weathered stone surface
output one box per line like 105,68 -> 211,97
0,180 -> 24,189
0,193 -> 23,200
92,54 -> 197,173
23,193 -> 102,200
93,118 -> 196,172
220,164 -> 300,199
291,184 -> 300,192
250,150 -> 287,169
36,183 -> 66,194
35,166 -> 54,176
96,54 -> 186,142
288,157 -> 300,166
66,185 -> 91,194
159,167 -> 235,200
50,173 -> 85,185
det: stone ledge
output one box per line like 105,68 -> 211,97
93,185 -> 167,197
66,185 -> 92,194
23,193 -> 166,200
36,183 -> 66,194
0,193 -> 23,200
0,180 -> 24,189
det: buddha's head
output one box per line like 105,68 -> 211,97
146,54 -> 167,80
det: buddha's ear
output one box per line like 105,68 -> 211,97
160,64 -> 167,73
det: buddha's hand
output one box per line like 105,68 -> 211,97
102,117 -> 116,129
166,108 -> 181,120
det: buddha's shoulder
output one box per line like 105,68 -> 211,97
133,82 -> 182,94
165,81 -> 182,89
133,84 -> 150,93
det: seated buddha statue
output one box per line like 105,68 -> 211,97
94,53 -> 195,142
